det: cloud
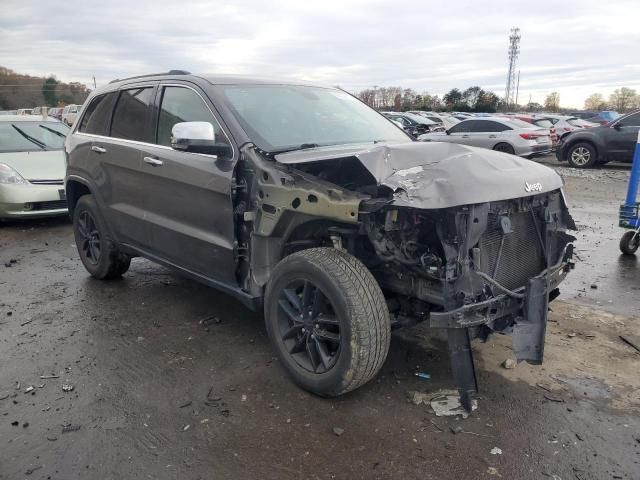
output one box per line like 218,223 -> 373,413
0,0 -> 637,108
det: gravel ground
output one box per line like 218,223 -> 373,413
1,157 -> 639,480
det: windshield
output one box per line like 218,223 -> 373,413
0,121 -> 69,152
219,85 -> 411,152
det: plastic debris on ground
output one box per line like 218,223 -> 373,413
429,389 -> 478,418
490,447 -> 503,455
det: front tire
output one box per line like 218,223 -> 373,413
265,248 -> 390,396
620,231 -> 639,255
72,195 -> 130,279
567,142 -> 597,168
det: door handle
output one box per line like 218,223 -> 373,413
91,145 -> 106,154
462,135 -> 469,138
489,135 -> 497,138
143,156 -> 164,166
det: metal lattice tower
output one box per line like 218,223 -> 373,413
504,27 -> 521,110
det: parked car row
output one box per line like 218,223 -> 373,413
0,105 -> 82,125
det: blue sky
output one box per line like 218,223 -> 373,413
1,0 -> 637,108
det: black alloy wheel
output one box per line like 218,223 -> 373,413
77,210 -> 101,265
276,279 -> 341,374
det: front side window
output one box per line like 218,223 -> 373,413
110,87 -> 154,142
449,121 -> 471,133
156,86 -> 228,148
220,85 -> 411,152
78,92 -> 117,136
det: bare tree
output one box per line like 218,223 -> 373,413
544,92 -> 560,112
608,88 -> 638,112
583,93 -> 607,111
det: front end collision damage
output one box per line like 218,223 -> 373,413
233,141 -> 576,410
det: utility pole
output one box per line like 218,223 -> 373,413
92,76 -> 97,89
504,27 -> 521,111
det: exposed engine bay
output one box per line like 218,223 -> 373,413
233,141 -> 576,410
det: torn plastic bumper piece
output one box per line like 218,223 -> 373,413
432,260 -> 571,412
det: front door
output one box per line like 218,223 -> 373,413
135,84 -> 237,284
607,112 -> 640,162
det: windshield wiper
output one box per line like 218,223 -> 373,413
268,143 -> 321,155
12,125 -> 46,149
39,124 -> 67,138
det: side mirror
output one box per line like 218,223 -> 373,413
171,121 -> 232,157
613,122 -> 623,130
445,130 -> 451,135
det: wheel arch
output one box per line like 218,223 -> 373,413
65,176 -> 93,218
250,214 -> 360,292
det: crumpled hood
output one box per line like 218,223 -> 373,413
0,150 -> 66,181
275,142 -> 563,209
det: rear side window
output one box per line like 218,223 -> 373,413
110,87 -> 154,142
78,93 -> 117,135
156,86 -> 229,148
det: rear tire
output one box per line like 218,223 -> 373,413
619,231 -> 639,255
72,195 -> 130,279
264,248 -> 390,396
493,143 -> 515,155
567,142 -> 597,168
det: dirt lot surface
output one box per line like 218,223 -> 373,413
1,157 -> 639,480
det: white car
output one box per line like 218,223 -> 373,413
537,114 -> 598,139
419,116 -> 552,158
62,104 -> 82,126
408,111 -> 460,130
0,115 -> 69,218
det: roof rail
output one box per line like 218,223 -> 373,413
109,70 -> 192,84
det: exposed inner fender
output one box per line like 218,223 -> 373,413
236,145 -> 368,294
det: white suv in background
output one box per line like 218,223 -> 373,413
62,104 -> 81,126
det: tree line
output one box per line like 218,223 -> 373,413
357,86 -> 502,112
357,86 -> 640,114
583,88 -> 640,113
0,66 -> 90,110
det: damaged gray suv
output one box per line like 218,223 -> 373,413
65,72 -> 575,410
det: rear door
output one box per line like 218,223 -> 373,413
93,85 -> 156,248
133,83 -> 238,284
607,112 -> 640,161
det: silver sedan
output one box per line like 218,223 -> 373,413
419,116 -> 552,158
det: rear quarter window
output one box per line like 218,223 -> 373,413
110,87 -> 154,142
78,92 -> 117,136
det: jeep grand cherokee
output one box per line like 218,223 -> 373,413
65,71 -> 575,410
